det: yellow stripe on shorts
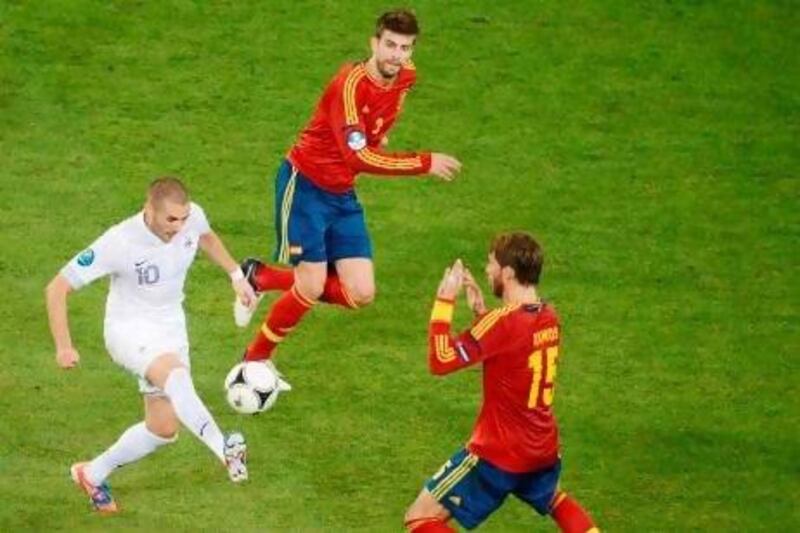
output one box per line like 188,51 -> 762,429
278,168 -> 298,264
431,453 -> 479,500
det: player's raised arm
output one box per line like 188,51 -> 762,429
427,260 -> 486,375
326,72 -> 457,178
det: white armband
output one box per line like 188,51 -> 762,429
229,267 -> 245,282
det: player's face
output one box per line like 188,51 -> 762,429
147,200 -> 190,242
370,30 -> 415,80
486,253 -> 505,298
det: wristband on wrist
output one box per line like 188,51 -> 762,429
229,267 -> 244,282
430,298 -> 455,323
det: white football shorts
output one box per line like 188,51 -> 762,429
104,320 -> 190,395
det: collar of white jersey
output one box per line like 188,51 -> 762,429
136,210 -> 171,246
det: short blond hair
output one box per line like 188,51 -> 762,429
148,176 -> 189,207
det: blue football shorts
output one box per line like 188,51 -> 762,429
424,448 -> 562,530
273,160 -> 372,265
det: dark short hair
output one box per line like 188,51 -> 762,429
491,232 -> 544,286
148,176 -> 189,206
375,9 -> 419,38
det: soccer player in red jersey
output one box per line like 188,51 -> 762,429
404,233 -> 598,533
235,9 -> 461,368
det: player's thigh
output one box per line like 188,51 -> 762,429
326,195 -> 372,263
105,322 -> 188,390
334,257 -> 375,303
274,165 -> 330,265
144,395 -> 180,439
512,459 -> 562,515
423,449 -> 508,530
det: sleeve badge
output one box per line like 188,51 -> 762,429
346,129 -> 367,151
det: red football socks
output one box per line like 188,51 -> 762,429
551,492 -> 597,533
404,518 -> 456,533
245,286 -> 314,361
320,272 -> 358,308
253,263 -> 294,292
253,263 -> 357,309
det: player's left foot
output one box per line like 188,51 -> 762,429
224,432 -> 248,483
70,462 -> 119,513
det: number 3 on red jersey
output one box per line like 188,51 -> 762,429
528,346 -> 559,408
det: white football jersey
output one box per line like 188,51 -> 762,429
61,202 -> 211,327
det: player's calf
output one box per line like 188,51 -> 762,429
550,491 -> 598,533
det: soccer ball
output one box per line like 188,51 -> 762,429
224,361 -> 280,414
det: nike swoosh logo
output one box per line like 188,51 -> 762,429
199,422 -> 209,437
135,261 -> 146,267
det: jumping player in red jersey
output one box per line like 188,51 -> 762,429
404,233 -> 598,533
235,9 -> 461,368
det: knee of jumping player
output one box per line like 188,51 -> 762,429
294,265 -> 326,301
344,279 -> 375,307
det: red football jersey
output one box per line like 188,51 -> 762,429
288,62 -> 432,194
428,301 -> 561,473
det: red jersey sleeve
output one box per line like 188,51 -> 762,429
326,67 -> 432,176
427,299 -> 513,375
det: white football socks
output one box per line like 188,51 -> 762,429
163,367 -> 226,463
86,421 -> 174,486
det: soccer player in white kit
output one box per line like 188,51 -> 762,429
45,177 -> 257,513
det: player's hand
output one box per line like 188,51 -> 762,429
430,153 -> 462,181
437,259 -> 465,300
233,278 -> 257,310
463,268 -> 487,315
56,347 -> 80,369
380,135 -> 389,147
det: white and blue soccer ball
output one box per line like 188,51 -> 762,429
224,361 -> 287,414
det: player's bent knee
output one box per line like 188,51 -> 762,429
146,419 -> 179,441
345,282 -> 376,307
294,272 -> 326,301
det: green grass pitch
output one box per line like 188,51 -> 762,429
1,1 -> 797,530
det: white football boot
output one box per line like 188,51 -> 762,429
233,258 -> 265,328
224,432 -> 248,483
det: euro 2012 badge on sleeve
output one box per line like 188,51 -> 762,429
77,249 -> 95,267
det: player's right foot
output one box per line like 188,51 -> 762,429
224,432 -> 248,483
264,359 -> 293,392
70,462 -> 119,514
234,258 -> 265,328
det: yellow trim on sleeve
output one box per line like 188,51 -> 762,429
470,304 -> 520,340
430,300 -> 454,323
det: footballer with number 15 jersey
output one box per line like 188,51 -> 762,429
404,233 -> 598,533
